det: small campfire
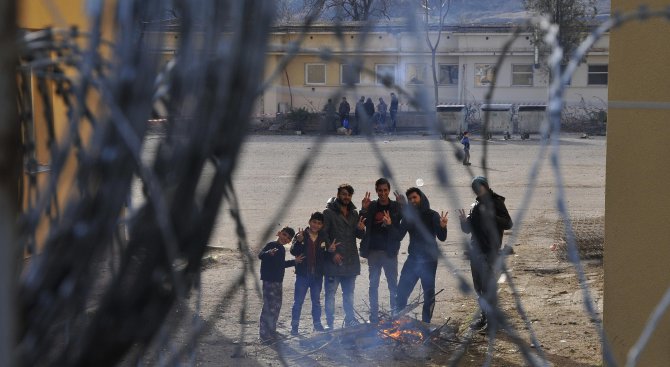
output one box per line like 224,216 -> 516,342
379,316 -> 430,344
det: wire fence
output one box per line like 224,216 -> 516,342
5,1 -> 670,366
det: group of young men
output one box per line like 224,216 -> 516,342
258,176 -> 513,343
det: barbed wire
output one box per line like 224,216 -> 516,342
9,1 -> 670,366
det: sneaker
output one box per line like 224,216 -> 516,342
477,322 -> 489,334
344,318 -> 361,328
313,323 -> 325,332
290,327 -> 299,336
470,316 -> 487,330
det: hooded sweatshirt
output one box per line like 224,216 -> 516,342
323,197 -> 364,277
395,189 -> 447,262
460,190 -> 513,255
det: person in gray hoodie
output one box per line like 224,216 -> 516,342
394,187 -> 448,323
323,184 -> 366,328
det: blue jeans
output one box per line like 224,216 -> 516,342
368,250 -> 398,321
291,274 -> 323,328
395,258 -> 437,323
324,275 -> 357,327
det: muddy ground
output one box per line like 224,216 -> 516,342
137,132 -> 606,366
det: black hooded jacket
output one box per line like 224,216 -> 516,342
395,190 -> 447,262
460,190 -> 513,255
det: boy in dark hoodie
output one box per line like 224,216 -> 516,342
458,176 -> 513,332
258,227 -> 304,342
290,212 -> 338,335
394,187 -> 448,323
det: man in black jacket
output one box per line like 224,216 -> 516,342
459,176 -> 513,332
394,187 -> 448,323
359,178 -> 403,323
323,184 -> 366,328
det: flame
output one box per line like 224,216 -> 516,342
380,317 -> 426,343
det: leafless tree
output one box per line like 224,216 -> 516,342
420,0 -> 451,106
306,0 -> 396,21
523,0 -> 598,65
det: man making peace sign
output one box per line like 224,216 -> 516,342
359,178 -> 404,324
323,184 -> 366,329
394,187 -> 448,323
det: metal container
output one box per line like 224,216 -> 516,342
436,104 -> 466,137
480,103 -> 512,136
517,104 -> 546,138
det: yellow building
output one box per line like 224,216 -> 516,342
144,21 -> 609,118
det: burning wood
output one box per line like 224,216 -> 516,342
379,316 -> 430,344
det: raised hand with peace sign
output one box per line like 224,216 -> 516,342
394,190 -> 406,205
361,191 -> 372,211
357,215 -> 366,231
381,210 -> 392,226
439,211 -> 449,228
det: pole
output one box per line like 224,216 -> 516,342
0,0 -> 19,365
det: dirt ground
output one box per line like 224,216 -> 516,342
138,132 -> 606,366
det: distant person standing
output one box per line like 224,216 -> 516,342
389,92 -> 399,132
338,97 -> 351,129
461,131 -> 471,166
323,98 -> 337,131
364,98 -> 375,133
376,97 -> 388,132
458,176 -> 513,333
355,96 -> 366,135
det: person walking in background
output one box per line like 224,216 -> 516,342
376,97 -> 388,132
359,178 -> 403,324
461,131 -> 471,165
258,227 -> 304,343
323,184 -> 366,329
394,187 -> 448,323
458,176 -> 513,333
389,92 -> 399,132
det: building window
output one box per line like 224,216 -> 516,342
588,64 -> 608,85
474,64 -> 496,87
512,64 -> 533,86
340,64 -> 360,85
406,63 -> 428,85
305,63 -> 326,85
438,64 -> 459,85
376,64 -> 396,86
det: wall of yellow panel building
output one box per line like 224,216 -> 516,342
18,0 -> 116,253
604,0 -> 670,365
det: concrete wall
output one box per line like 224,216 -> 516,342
604,0 -> 670,365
